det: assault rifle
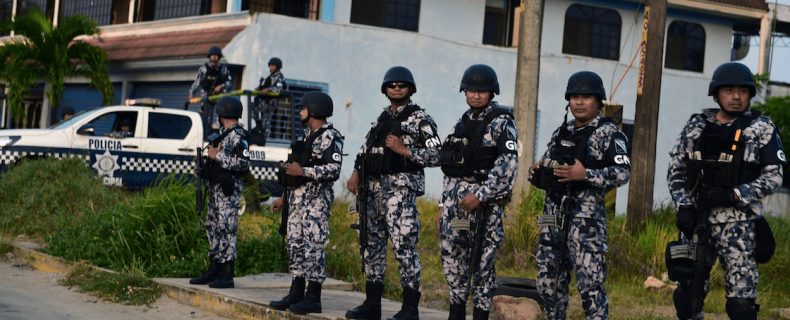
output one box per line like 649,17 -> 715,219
277,161 -> 290,253
184,90 -> 280,109
536,193 -> 573,304
687,210 -> 709,318
452,203 -> 495,297
194,146 -> 207,238
349,154 -> 368,275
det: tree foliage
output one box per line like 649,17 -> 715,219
753,95 -> 790,153
0,10 -> 114,119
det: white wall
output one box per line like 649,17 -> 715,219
223,12 -> 517,199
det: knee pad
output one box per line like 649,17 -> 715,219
726,298 -> 757,320
673,287 -> 693,319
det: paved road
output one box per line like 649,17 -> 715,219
0,258 -> 226,320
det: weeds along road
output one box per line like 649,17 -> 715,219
0,258 -> 227,320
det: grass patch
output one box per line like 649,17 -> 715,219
61,261 -> 163,306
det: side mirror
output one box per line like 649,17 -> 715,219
77,125 -> 95,136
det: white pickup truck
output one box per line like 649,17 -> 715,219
0,100 -> 289,196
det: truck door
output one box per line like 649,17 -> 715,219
71,110 -> 142,188
137,110 -> 198,187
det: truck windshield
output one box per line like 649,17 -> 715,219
50,109 -> 99,130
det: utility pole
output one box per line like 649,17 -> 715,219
510,0 -> 543,212
626,0 -> 667,232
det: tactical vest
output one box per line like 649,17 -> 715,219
202,63 -> 222,92
202,124 -> 250,196
688,111 -> 762,189
362,104 -> 424,175
279,126 -> 338,187
440,107 -> 513,182
530,118 -> 614,194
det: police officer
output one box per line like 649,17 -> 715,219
439,64 -> 519,320
61,106 -> 75,120
189,46 -> 233,138
269,91 -> 344,315
345,66 -> 441,320
667,62 -> 785,320
528,71 -> 630,320
189,96 -> 250,289
251,57 -> 286,142
107,117 -> 134,138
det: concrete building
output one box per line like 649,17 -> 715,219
1,0 -> 787,214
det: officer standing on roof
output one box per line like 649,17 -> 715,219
345,66 -> 441,320
269,91 -> 344,315
189,96 -> 250,289
528,71 -> 630,320
438,64 -> 518,320
251,57 -> 286,142
189,46 -> 233,138
666,62 -> 784,320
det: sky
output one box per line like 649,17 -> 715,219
741,0 -> 790,84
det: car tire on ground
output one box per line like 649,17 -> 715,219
495,277 -> 542,304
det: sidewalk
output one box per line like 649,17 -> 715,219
11,242 -> 463,320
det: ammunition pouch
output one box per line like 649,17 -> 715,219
202,159 -> 242,197
754,217 -> 775,263
665,240 -> 695,282
529,162 -> 568,194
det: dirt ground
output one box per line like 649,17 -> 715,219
0,253 -> 227,320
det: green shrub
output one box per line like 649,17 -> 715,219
61,261 -> 163,306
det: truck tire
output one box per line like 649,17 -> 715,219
496,277 -> 542,304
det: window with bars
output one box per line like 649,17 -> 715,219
350,0 -> 420,32
0,0 -> 12,36
562,4 -> 621,61
665,21 -> 705,73
16,0 -> 54,19
134,0 -> 225,22
60,0 -> 114,25
245,0 -> 320,20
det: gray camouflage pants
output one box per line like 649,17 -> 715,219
536,217 -> 608,320
206,183 -> 240,263
252,97 -> 276,138
363,184 -> 421,290
287,183 -> 333,284
439,202 -> 504,312
676,220 -> 758,320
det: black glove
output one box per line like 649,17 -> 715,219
676,206 -> 697,237
696,187 -> 736,209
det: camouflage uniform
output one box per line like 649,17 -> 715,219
205,123 -> 250,263
252,71 -> 286,138
667,108 -> 784,320
356,101 -> 441,290
286,123 -> 343,284
440,102 -> 519,312
190,63 -> 233,134
535,113 -> 630,320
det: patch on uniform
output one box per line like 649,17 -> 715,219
243,149 -> 250,157
332,153 -> 341,162
615,139 -> 627,154
505,140 -> 518,151
507,125 -> 517,140
779,150 -> 786,162
421,125 -> 435,137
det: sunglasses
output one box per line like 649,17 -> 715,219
386,82 -> 409,89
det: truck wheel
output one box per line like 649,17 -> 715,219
496,277 -> 542,304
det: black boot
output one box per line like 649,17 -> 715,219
388,286 -> 420,320
448,304 -> 466,320
289,281 -> 322,314
473,308 -> 489,320
208,260 -> 235,288
346,281 -> 384,320
270,277 -> 305,310
189,259 -> 219,285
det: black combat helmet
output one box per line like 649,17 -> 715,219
207,46 -> 223,58
298,91 -> 333,118
119,117 -> 134,127
565,71 -> 606,101
269,57 -> 283,69
460,64 -> 500,95
708,62 -> 756,98
215,96 -> 243,119
61,106 -> 75,117
381,66 -> 416,94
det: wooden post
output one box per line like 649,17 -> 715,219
626,0 -> 666,232
509,0 -> 543,212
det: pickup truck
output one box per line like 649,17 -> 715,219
0,99 -> 289,196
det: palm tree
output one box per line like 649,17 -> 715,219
0,9 -> 114,121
